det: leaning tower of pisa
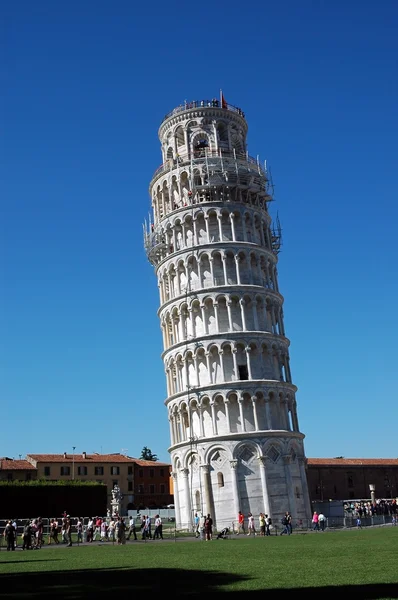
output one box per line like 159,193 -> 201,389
144,97 -> 312,530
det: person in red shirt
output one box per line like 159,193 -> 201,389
237,511 -> 245,534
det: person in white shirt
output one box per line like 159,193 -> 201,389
153,515 -> 163,539
127,516 -> 137,540
247,512 -> 257,536
318,513 -> 326,531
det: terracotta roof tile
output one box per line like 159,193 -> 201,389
0,459 -> 36,470
26,454 -> 171,466
132,459 -> 171,467
308,458 -> 398,466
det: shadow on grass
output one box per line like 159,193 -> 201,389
0,568 -> 397,598
0,560 -> 61,565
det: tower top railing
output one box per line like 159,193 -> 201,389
161,99 -> 245,123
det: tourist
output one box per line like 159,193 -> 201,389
247,512 -> 256,536
265,514 -> 272,536
127,515 -> 137,541
312,512 -> 320,531
153,514 -> 163,539
318,512 -> 326,531
204,514 -> 213,541
259,513 -> 266,536
237,511 -> 245,534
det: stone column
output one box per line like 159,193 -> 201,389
222,254 -> 228,285
224,399 -> 231,433
265,396 -> 272,429
201,464 -> 215,523
209,258 -> 214,286
251,396 -> 259,430
245,346 -> 252,379
238,397 -> 246,432
184,358 -> 189,390
258,456 -> 271,516
199,405 -> 205,437
194,355 -> 200,387
292,401 -> 299,432
210,402 -> 218,435
217,214 -> 223,242
214,302 -> 220,331
201,304 -> 208,334
299,457 -> 312,521
180,468 -> 192,530
283,455 -> 296,517
260,220 -> 266,246
232,348 -> 238,381
219,349 -> 225,382
252,301 -> 259,330
212,120 -> 218,152
235,256 -> 241,284
189,308 -> 195,338
206,352 -> 212,384
169,416 -> 174,445
205,216 -> 210,243
226,301 -> 233,332
230,213 -> 236,241
240,299 -> 247,330
230,460 -> 241,521
171,471 -> 181,528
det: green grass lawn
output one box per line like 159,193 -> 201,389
1,527 -> 397,598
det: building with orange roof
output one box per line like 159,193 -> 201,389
0,453 -> 172,514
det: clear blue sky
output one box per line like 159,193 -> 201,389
1,1 -> 397,464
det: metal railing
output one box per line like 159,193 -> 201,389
151,149 -> 266,183
162,100 -> 245,123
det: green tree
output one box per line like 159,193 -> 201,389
140,446 -> 158,461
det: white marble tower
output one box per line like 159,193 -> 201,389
144,97 -> 312,530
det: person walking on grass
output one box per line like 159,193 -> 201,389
247,512 -> 257,536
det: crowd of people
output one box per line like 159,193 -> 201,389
344,498 -> 397,518
1,512 -> 167,551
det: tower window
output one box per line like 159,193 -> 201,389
217,472 -> 224,488
238,365 -> 248,380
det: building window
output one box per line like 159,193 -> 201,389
217,472 -> 224,487
128,481 -> 133,491
238,365 -> 248,380
160,468 -> 164,477
60,466 -> 70,476
78,466 -> 87,476
150,469 -> 154,478
95,466 -> 104,476
347,475 -> 354,488
128,466 -> 133,475
111,466 -> 120,475
26,473 -> 32,481
139,469 -> 144,478
150,484 -> 155,493
138,484 -> 144,494
160,484 -> 165,493
44,466 -> 51,476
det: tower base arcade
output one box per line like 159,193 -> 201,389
170,434 -> 312,531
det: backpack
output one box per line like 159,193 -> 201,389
268,518 -> 272,525
281,517 -> 287,526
